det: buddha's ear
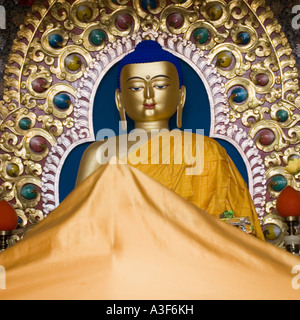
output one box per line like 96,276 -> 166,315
177,85 -> 186,129
115,89 -> 127,131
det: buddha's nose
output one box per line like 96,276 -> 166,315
144,83 -> 154,100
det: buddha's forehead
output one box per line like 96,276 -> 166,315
120,61 -> 179,82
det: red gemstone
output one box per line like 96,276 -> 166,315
115,14 -> 133,30
276,186 -> 300,217
0,200 -> 18,231
256,73 -> 269,86
29,136 -> 47,153
257,129 -> 275,145
167,12 -> 184,29
32,78 -> 48,93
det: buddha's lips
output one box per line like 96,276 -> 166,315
144,103 -> 156,109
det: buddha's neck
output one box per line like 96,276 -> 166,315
134,120 -> 170,134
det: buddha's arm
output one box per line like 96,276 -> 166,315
75,142 -> 103,187
225,154 -> 265,240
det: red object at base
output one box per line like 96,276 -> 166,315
18,0 -> 35,7
0,200 -> 18,231
276,186 -> 300,217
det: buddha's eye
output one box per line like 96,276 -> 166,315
154,85 -> 168,90
130,86 -> 143,92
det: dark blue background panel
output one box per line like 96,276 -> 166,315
59,60 -> 248,202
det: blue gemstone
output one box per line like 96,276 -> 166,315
237,31 -> 250,45
231,87 -> 248,103
48,34 -> 64,49
54,93 -> 71,110
141,0 -> 157,11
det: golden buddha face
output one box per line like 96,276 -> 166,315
115,61 -> 186,129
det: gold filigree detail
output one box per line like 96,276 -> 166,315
0,0 -> 299,249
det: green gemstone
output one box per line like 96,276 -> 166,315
19,118 -> 31,130
276,109 -> 289,122
21,184 -> 37,200
89,29 -> 106,46
270,175 -> 287,192
193,28 -> 209,44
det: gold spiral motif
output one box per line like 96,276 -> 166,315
0,0 -> 298,247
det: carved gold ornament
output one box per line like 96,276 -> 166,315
0,0 -> 299,248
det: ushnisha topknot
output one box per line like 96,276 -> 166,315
117,40 -> 183,90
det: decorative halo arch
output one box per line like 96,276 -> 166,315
0,0 -> 299,248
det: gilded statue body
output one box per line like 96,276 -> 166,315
76,40 -> 264,240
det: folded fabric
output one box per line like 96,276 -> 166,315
0,163 -> 299,300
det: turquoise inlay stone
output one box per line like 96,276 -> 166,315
89,29 -> 106,46
141,0 -> 157,11
19,117 -> 31,130
236,31 -> 251,45
231,87 -> 248,103
193,28 -> 209,44
48,34 -> 64,49
6,163 -> 19,177
270,175 -> 287,192
276,109 -> 289,122
21,184 -> 38,200
208,4 -> 223,20
54,93 -> 71,110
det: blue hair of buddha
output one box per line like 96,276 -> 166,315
117,40 -> 183,90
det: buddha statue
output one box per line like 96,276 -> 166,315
76,40 -> 264,240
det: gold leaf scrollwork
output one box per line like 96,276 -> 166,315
226,77 -> 264,113
200,0 -> 230,28
160,5 -> 199,35
249,120 -> 290,152
100,7 -> 140,37
50,45 -> 92,82
208,43 -> 251,79
185,20 -> 229,51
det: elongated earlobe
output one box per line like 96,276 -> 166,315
115,89 -> 127,131
176,85 -> 186,129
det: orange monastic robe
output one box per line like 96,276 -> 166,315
0,144 -> 299,299
125,131 -> 264,240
